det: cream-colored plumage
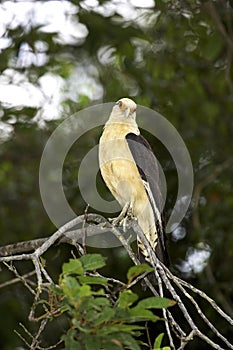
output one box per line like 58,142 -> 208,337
99,98 -> 158,260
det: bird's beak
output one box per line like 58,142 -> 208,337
124,108 -> 130,118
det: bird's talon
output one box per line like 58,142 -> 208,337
108,217 -> 120,226
121,217 -> 128,232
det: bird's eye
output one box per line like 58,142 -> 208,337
116,100 -> 123,108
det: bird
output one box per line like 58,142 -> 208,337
98,97 -> 169,270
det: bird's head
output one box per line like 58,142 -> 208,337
115,98 -> 137,119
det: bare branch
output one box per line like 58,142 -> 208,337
172,274 -> 233,326
0,269 -> 35,290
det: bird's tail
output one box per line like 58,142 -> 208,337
137,214 -> 169,288
137,224 -> 169,267
137,205 -> 169,266
155,216 -> 170,266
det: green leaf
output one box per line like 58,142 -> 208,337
79,254 -> 106,271
61,276 -> 80,297
102,341 -> 123,350
62,259 -> 84,276
127,264 -> 153,282
92,288 -> 105,296
102,335 -> 124,350
138,297 -> 175,309
78,275 -> 109,286
118,290 -> 138,309
62,329 -> 82,350
94,297 -> 110,307
83,334 -> 101,350
63,337 -> 82,350
128,306 -> 159,322
153,333 -> 164,348
117,332 -> 141,350
78,285 -> 92,297
91,306 -> 115,326
98,324 -> 143,336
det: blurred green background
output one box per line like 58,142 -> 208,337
0,0 -> 232,349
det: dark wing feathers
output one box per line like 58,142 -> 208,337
126,132 -> 169,266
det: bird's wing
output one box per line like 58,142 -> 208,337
126,132 -> 169,266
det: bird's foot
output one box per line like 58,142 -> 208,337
110,217 -> 130,232
108,217 -> 119,225
109,202 -> 130,226
109,203 -> 133,232
120,216 -> 130,232
109,214 -> 127,227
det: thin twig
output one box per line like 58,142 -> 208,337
0,268 -> 35,291
145,321 -> 153,350
172,273 -> 233,326
205,264 -> 233,318
171,273 -> 233,349
31,319 -> 48,348
178,330 -> 196,350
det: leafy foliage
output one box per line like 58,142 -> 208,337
49,254 -> 174,350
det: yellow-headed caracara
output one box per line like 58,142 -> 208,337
99,98 -> 169,268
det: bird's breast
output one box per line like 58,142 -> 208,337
99,126 -> 147,208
